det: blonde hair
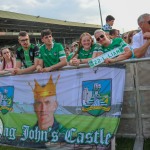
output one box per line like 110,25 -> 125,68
94,29 -> 105,37
72,32 -> 93,59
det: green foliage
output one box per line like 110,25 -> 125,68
144,139 -> 150,150
116,138 -> 135,150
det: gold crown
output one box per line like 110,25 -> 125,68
29,75 -> 60,100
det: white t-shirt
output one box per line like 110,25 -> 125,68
132,31 -> 150,57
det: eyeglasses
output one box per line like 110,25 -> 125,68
20,38 -> 29,42
3,51 -> 10,55
96,34 -> 105,41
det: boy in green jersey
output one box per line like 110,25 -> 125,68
37,29 -> 67,72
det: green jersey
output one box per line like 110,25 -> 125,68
39,42 -> 66,67
98,38 -> 128,54
78,44 -> 97,59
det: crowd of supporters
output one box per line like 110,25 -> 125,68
0,13 -> 150,75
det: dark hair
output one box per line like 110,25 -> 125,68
109,29 -> 117,35
18,31 -> 28,37
41,29 -> 52,38
106,15 -> 115,22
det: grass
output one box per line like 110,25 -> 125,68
144,139 -> 150,150
116,138 -> 135,150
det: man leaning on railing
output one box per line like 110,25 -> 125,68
36,29 -> 67,72
132,13 -> 150,58
13,31 -> 39,75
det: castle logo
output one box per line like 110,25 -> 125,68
82,79 -> 112,116
0,86 -> 14,115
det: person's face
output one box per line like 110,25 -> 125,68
114,31 -> 120,38
140,15 -> 150,32
71,44 -> 78,52
18,35 -> 30,49
34,96 -> 57,125
122,34 -> 128,43
42,34 -> 53,46
1,48 -> 11,60
65,48 -> 70,56
81,35 -> 92,50
95,31 -> 108,45
108,20 -> 114,26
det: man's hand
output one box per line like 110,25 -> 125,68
71,58 -> 80,66
36,65 -> 43,72
104,58 -> 116,64
143,32 -> 150,39
42,67 -> 51,72
13,68 -> 23,75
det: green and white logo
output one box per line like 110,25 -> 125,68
82,79 -> 112,116
0,86 -> 14,115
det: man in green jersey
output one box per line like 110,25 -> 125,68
14,31 -> 39,74
37,29 -> 67,72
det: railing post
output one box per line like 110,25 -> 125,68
133,62 -> 144,150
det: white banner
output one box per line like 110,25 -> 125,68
0,66 -> 125,148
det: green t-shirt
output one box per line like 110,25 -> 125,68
97,38 -> 128,54
23,49 -> 32,67
38,43 -> 66,67
78,44 -> 97,59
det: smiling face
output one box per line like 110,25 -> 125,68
94,31 -> 109,46
80,33 -> 93,50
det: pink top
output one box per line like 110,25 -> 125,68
4,62 -> 13,69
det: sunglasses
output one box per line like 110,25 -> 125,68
96,34 -> 105,41
147,20 -> 150,25
123,36 -> 127,39
3,51 -> 10,55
